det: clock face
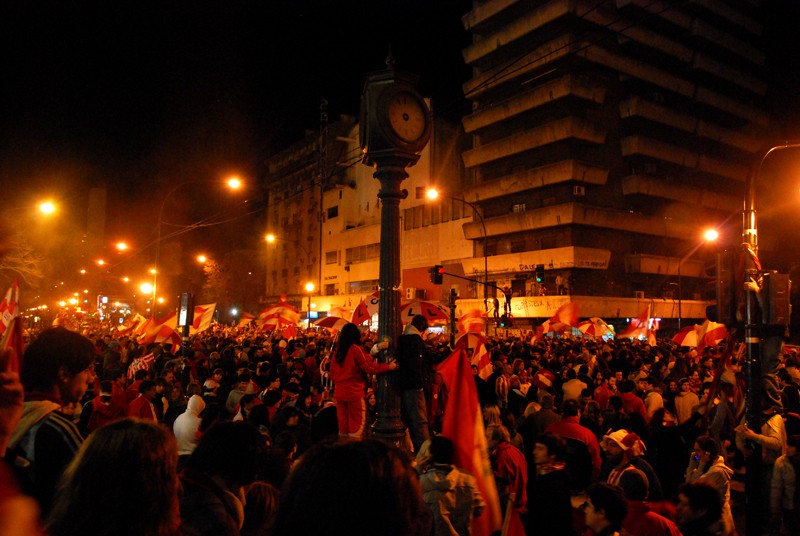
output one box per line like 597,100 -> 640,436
386,91 -> 427,143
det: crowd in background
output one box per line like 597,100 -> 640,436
1,317 -> 799,535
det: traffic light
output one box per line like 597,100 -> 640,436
429,264 -> 444,284
534,264 -> 545,284
499,314 -> 512,327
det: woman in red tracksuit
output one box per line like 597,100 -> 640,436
329,323 -> 397,439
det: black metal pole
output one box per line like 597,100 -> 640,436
742,141 -> 800,536
373,163 -> 407,445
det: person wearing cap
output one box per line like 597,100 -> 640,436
600,429 -> 664,501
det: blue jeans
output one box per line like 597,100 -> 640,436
762,333 -> 784,411
402,388 -> 430,453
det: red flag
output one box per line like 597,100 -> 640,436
127,352 -> 156,379
547,300 -> 580,327
436,348 -> 502,536
619,305 -> 651,338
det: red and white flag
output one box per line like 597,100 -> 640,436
457,309 -> 486,335
437,348 -> 502,536
697,320 -> 728,352
547,300 -> 580,330
0,280 -> 22,374
0,279 -> 20,337
190,303 -> 216,334
237,312 -> 255,327
256,301 -> 300,328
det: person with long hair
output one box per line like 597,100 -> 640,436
328,323 -> 397,440
46,418 -> 180,536
685,434 -> 734,535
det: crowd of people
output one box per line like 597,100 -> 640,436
1,315 -> 799,535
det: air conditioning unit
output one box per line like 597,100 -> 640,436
405,288 -> 416,299
573,185 -> 585,196
634,291 -> 645,299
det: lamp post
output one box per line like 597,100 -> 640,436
151,177 -> 241,318
426,188 -> 489,333
742,141 -> 800,536
674,229 -> 720,330
305,281 -> 315,328
265,233 -> 314,299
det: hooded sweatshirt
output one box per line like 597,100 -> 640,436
686,455 -> 735,536
420,463 -> 484,536
174,395 -> 206,457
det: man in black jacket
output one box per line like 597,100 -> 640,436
396,315 -> 431,453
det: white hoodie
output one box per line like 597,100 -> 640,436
173,395 -> 206,457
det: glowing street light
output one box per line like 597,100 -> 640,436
115,241 -> 129,252
197,255 -> 208,264
96,259 -> 105,266
122,277 -> 130,283
305,281 -> 315,327
227,176 -> 242,190
140,282 -> 154,294
39,201 -> 56,216
704,228 -> 719,242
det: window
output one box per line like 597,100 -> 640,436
349,279 -> 379,294
324,283 -> 337,295
325,250 -> 338,264
327,206 -> 339,219
345,243 -> 381,265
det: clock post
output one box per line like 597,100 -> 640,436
360,59 -> 431,446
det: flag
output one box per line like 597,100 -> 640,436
118,313 -> 147,335
127,352 -> 156,379
282,324 -> 297,340
0,279 -> 20,337
457,309 -> 486,334
0,315 -> 24,374
436,348 -> 502,536
256,302 -> 300,328
697,320 -> 728,352
190,303 -> 216,334
546,300 -> 580,330
237,312 -> 255,327
351,291 -> 380,325
619,305 -> 651,339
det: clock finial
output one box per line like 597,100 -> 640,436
385,45 -> 395,68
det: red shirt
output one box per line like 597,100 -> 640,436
329,344 -> 389,401
128,394 -> 157,421
545,416 -> 602,473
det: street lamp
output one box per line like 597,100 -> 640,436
741,141 -> 800,536
305,281 -> 315,328
426,187 -> 490,332
676,228 -> 719,330
151,177 -> 242,318
265,233 -> 314,296
38,201 -> 56,216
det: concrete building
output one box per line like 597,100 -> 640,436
455,0 -> 767,329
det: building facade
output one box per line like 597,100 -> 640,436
456,0 -> 766,325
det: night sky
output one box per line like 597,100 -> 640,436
2,1 -> 800,270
